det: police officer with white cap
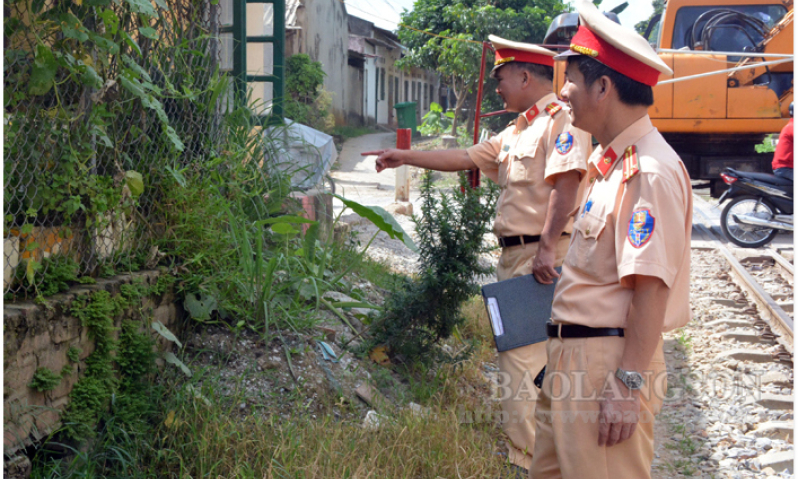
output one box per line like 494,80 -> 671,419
364,36 -> 591,474
529,2 -> 692,478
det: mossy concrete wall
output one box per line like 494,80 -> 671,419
3,270 -> 184,476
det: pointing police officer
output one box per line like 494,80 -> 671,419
529,2 -> 692,478
364,36 -> 591,473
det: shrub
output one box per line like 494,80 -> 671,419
372,172 -> 499,363
418,102 -> 454,136
285,54 -> 335,133
29,368 -> 61,392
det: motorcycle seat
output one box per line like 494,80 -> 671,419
726,169 -> 793,187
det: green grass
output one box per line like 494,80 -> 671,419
29,292 -> 513,478
675,328 -> 692,353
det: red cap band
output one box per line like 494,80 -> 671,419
570,26 -> 660,86
494,48 -> 555,68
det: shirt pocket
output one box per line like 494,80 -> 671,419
507,142 -> 542,186
567,208 -> 613,280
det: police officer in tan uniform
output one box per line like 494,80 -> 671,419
364,36 -> 590,473
529,2 -> 692,478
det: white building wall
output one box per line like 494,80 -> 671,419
364,44 -> 377,124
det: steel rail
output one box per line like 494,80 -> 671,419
692,217 -> 793,355
766,247 -> 795,284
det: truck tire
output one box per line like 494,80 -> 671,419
720,195 -> 779,248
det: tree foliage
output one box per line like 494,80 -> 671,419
635,0 -> 666,36
398,0 -> 567,134
284,53 -> 334,132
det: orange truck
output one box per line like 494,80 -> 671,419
545,0 -> 793,196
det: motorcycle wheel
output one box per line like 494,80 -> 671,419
720,195 -> 780,248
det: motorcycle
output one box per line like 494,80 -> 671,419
717,168 -> 793,248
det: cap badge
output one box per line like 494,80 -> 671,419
555,132 -> 574,155
628,209 -> 655,248
495,57 -> 515,66
570,44 -> 599,58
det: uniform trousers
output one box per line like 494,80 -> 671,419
496,235 -> 571,470
528,335 -> 667,479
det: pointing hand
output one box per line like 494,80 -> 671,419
362,149 -> 405,172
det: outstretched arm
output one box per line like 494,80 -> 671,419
363,149 -> 476,173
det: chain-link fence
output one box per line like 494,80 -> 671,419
4,0 -> 227,299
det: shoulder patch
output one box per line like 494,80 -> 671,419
622,145 -> 640,183
628,209 -> 655,248
545,102 -> 563,117
555,132 -> 574,155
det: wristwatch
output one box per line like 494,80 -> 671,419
615,368 -> 644,390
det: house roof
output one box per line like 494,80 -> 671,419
348,14 -> 374,36
373,26 -> 399,43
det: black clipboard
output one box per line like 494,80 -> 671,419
480,268 -> 561,352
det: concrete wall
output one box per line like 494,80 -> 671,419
287,0 -> 348,124
4,271 -> 184,476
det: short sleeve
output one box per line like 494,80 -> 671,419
615,170 -> 689,289
543,117 -> 590,184
467,130 -> 504,183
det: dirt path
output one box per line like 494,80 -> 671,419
331,132 -> 404,206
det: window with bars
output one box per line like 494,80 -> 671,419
222,0 -> 285,122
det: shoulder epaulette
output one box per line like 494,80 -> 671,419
545,102 -> 563,117
622,145 -> 640,183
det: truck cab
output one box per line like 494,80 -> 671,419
545,0 -> 793,196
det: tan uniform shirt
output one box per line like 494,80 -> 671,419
551,116 -> 692,332
466,93 -> 591,238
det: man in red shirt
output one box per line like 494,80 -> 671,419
772,103 -> 793,181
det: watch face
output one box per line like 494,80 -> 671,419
626,373 -> 643,389
617,368 -> 644,389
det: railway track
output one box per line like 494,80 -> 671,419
692,194 -> 794,357
650,195 -> 794,477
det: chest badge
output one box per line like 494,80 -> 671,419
555,132 -> 574,155
628,209 -> 655,248
582,199 -> 594,217
502,144 -> 511,152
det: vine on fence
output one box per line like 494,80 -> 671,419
4,0 -> 223,299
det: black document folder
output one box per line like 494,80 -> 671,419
481,268 -> 561,352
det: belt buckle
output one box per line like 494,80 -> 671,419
558,323 -> 563,340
